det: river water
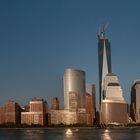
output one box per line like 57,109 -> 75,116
0,128 -> 139,140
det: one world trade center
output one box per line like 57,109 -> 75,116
98,27 -> 112,109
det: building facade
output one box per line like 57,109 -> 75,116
50,109 -> 88,125
51,97 -> 59,110
50,110 -> 77,125
101,100 -> 128,125
130,80 -> 140,123
0,100 -> 21,124
21,98 -> 48,126
85,84 -> 96,126
101,73 -> 128,125
63,69 -> 86,110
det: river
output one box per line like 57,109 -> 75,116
0,128 -> 139,140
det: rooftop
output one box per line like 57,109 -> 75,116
106,73 -> 116,76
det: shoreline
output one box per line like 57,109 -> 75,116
0,126 -> 139,130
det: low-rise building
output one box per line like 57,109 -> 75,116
50,110 -> 77,125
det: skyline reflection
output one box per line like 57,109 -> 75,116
0,128 -> 140,140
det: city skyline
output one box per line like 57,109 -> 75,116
0,1 -> 140,109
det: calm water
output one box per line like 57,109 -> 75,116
0,128 -> 139,140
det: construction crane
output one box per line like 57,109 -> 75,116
98,22 -> 109,39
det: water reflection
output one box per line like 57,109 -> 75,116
1,128 -> 140,140
62,128 -> 75,140
101,129 -> 112,140
22,130 -> 44,140
22,129 -> 70,140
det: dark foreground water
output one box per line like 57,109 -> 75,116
0,128 -> 139,140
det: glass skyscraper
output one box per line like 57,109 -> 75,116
98,30 -> 112,109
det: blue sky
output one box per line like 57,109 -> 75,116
0,0 -> 140,109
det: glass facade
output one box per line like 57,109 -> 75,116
98,32 -> 112,108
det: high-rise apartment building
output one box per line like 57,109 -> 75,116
130,80 -> 140,123
21,98 -> 48,126
0,100 -> 21,124
63,69 -> 86,110
98,29 -> 112,108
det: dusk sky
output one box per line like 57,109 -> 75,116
0,0 -> 140,109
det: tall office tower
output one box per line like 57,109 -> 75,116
85,84 -> 96,126
63,69 -> 86,110
101,73 -> 128,125
51,97 -> 59,110
98,29 -> 112,108
130,80 -> 140,123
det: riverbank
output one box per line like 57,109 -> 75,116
0,126 -> 139,130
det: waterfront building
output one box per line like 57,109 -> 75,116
130,80 -> 140,123
101,73 -> 128,125
0,100 -> 21,124
49,69 -> 89,126
77,108 -> 87,125
50,110 -> 77,125
85,84 -> 96,126
98,29 -> 112,109
50,109 -> 88,125
21,98 -> 47,126
0,107 -> 5,124
63,69 -> 86,110
51,97 -> 59,110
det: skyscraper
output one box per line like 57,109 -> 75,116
98,28 -> 112,108
63,69 -> 86,110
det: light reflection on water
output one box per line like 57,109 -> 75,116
0,128 -> 140,140
101,129 -> 112,140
